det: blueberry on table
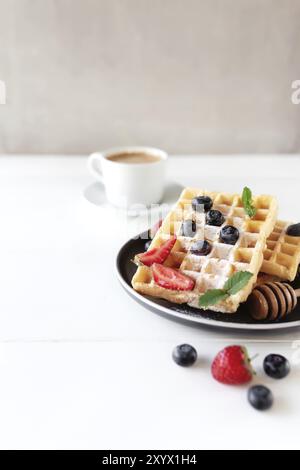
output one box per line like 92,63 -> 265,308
181,220 -> 197,238
192,196 -> 213,213
220,225 -> 240,245
263,354 -> 290,379
248,385 -> 274,411
172,344 -> 197,367
206,210 -> 225,227
190,240 -> 212,256
286,223 -> 300,237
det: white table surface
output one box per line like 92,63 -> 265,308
0,154 -> 300,450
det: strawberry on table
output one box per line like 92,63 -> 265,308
211,345 -> 254,385
152,263 -> 195,291
134,236 -> 177,267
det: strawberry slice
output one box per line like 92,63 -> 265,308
152,263 -> 195,291
135,236 -> 177,267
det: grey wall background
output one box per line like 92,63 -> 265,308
0,0 -> 299,155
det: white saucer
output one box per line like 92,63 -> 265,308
83,181 -> 184,216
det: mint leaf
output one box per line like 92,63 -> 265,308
199,289 -> 229,308
242,187 -> 257,218
199,271 -> 253,308
223,271 -> 253,295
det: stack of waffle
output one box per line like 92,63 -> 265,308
132,188 -> 300,313
261,221 -> 300,282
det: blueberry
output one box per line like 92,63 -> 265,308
263,354 -> 290,379
192,196 -> 213,213
287,223 -> 300,237
190,240 -> 212,256
206,210 -> 225,227
172,344 -> 197,367
220,225 -> 240,245
181,220 -> 196,238
248,385 -> 273,411
144,240 -> 151,251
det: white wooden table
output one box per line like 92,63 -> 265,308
0,154 -> 299,450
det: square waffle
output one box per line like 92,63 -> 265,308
261,220 -> 300,281
132,188 -> 278,313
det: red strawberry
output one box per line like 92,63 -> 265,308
152,263 -> 195,291
135,236 -> 177,267
150,219 -> 163,238
211,345 -> 254,385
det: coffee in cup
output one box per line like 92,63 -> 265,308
87,147 -> 167,208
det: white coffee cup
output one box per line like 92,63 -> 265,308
87,146 -> 167,208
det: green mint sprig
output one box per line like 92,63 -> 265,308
242,187 -> 257,218
199,271 -> 253,308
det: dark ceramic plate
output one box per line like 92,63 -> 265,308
116,231 -> 300,331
